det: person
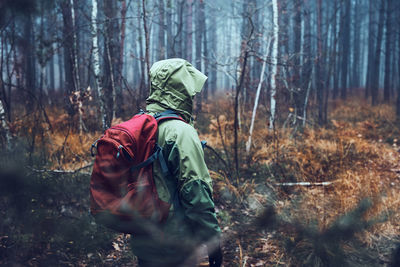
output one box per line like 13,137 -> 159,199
130,58 -> 223,267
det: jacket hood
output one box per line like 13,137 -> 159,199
146,58 -> 207,122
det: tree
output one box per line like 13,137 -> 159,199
23,12 -> 36,111
166,0 -> 173,58
137,0 -> 146,105
365,0 -> 376,99
0,90 -> 12,150
158,0 -> 166,60
246,39 -> 270,153
371,0 -> 385,106
383,0 -> 393,103
316,0 -> 325,125
332,0 -> 340,100
91,0 -> 107,130
185,0 -> 193,62
208,7 -> 217,95
269,0 -> 279,130
142,0 -> 150,88
119,0 -> 127,106
340,0 -> 351,100
195,0 -> 205,112
61,0 -> 76,94
351,0 -> 362,89
103,0 -> 121,121
396,3 -> 400,118
293,0 -> 303,117
70,0 -> 84,133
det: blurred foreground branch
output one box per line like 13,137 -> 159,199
26,163 -> 93,174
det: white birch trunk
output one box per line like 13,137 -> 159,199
91,0 -> 107,130
71,0 -> 83,133
246,39 -> 271,153
70,0 -> 80,91
0,98 -> 12,150
269,0 -> 279,130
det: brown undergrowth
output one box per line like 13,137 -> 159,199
4,96 -> 399,266
200,97 -> 400,266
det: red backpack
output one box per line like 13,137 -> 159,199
89,110 -> 185,233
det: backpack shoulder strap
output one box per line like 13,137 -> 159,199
153,110 -> 186,124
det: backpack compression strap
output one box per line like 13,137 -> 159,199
130,144 -> 169,176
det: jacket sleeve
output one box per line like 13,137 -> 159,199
165,122 -> 221,242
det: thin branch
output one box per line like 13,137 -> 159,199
275,181 -> 338,187
26,163 -> 94,174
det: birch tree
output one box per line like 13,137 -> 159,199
246,39 -> 271,154
91,0 -> 107,130
0,96 -> 12,150
269,0 -> 279,130
70,0 -> 80,93
69,0 -> 85,133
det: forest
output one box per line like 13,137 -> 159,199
1,0 -> 400,266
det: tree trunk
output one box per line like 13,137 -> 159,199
186,0 -> 193,62
158,0 -> 165,60
1,26 -> 11,121
371,0 -> 385,106
166,0 -> 173,58
234,47 -> 249,179
119,0 -> 127,113
195,0 -> 205,112
397,14 -> 400,118
351,0 -> 361,88
104,0 -> 121,121
61,0 -> 75,94
269,0 -> 279,130
0,96 -> 12,150
365,0 -> 375,99
332,0 -> 339,99
49,46 -> 55,91
316,0 -> 325,125
142,0 -> 151,89
293,0 -> 303,119
24,13 -> 36,111
137,0 -> 146,106
69,0 -> 85,133
70,0 -> 80,93
340,0 -> 351,100
209,6 -> 217,95
383,0 -> 393,103
246,39 -> 270,154
195,0 -> 203,69
91,0 -> 108,130
175,0 -> 184,57
202,7 -> 208,101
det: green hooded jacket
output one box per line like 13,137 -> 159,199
130,58 -> 221,265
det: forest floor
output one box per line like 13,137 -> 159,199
202,98 -> 400,266
1,97 -> 400,266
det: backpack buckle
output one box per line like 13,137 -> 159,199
91,138 -> 101,157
